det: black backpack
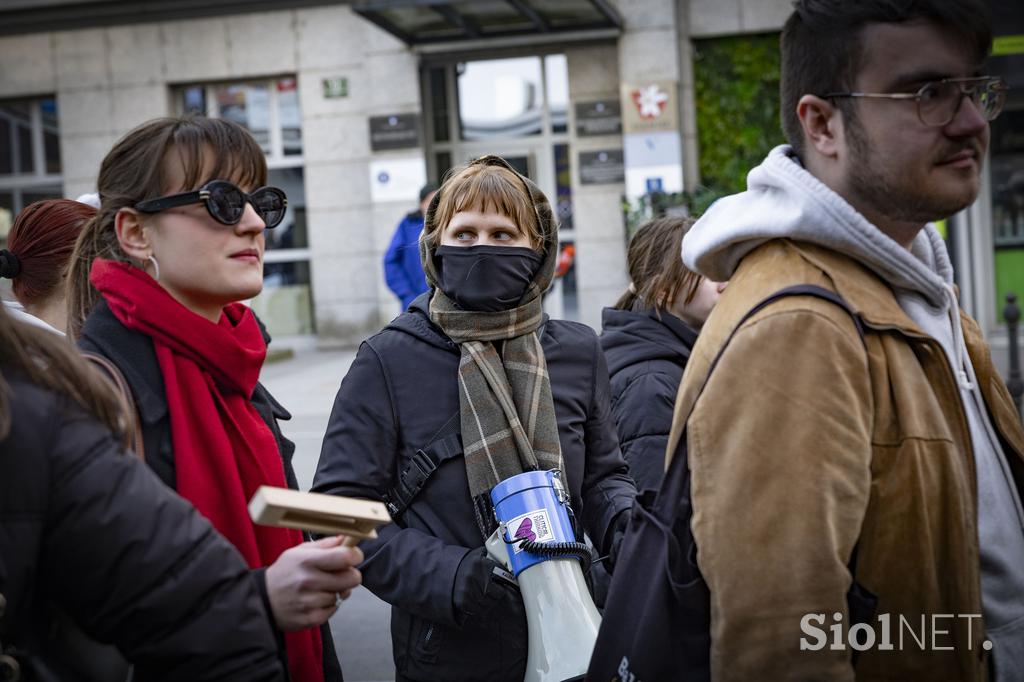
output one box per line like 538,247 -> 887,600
586,285 -> 878,682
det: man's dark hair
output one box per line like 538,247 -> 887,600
419,182 -> 439,203
780,0 -> 992,158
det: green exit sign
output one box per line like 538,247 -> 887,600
322,77 -> 349,99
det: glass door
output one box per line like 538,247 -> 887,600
423,54 -> 577,319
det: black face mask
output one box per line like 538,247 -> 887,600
435,245 -> 543,312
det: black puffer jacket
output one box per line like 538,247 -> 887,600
599,306 -> 698,492
313,294 -> 636,682
0,371 -> 285,681
77,300 -> 342,681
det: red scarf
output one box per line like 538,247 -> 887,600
91,259 -> 323,682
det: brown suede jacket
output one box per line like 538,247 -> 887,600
667,239 -> 1024,681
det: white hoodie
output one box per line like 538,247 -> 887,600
683,145 -> 1024,679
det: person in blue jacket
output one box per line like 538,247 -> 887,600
383,183 -> 438,310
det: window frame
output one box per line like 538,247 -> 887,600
0,96 -> 63,219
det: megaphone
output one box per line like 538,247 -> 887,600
486,470 -> 602,682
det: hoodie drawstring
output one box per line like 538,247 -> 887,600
946,284 -> 975,391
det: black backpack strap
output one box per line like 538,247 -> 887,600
385,413 -> 462,519
680,283 -> 864,429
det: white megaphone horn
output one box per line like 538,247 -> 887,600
486,470 -> 602,682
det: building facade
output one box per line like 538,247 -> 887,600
0,0 -> 1020,375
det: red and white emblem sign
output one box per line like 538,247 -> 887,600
631,84 -> 669,119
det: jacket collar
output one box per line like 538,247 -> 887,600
787,241 -> 930,338
600,307 -> 696,375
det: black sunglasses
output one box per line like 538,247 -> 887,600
134,180 -> 288,228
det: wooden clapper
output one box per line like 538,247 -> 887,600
249,486 -> 392,547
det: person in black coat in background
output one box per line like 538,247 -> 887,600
313,156 -> 636,682
0,305 -> 285,681
600,216 -> 727,492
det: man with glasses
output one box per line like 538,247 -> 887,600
671,0 -> 1023,679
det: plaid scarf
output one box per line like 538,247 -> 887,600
422,156 -> 565,538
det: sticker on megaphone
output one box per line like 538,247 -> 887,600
508,508 -> 554,553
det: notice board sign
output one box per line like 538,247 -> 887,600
369,114 -> 421,151
575,99 -> 622,137
579,149 -> 625,185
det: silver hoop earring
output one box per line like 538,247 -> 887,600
147,254 -> 161,282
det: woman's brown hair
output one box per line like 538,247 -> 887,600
613,215 -> 703,316
66,116 -> 267,338
0,303 -> 121,440
423,161 -> 544,253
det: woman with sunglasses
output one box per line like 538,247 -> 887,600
66,116 -> 359,682
312,156 -> 636,682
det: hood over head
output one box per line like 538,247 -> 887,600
600,307 -> 697,376
419,154 -> 560,304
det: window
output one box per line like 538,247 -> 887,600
177,78 -> 314,337
0,97 -> 62,248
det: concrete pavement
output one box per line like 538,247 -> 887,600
260,348 -> 397,682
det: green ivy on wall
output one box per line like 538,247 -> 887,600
694,33 -> 784,197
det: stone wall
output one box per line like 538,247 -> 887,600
0,5 -> 422,346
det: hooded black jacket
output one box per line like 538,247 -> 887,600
599,307 -> 698,492
313,294 -> 636,682
0,371 -> 285,681
77,300 -> 342,681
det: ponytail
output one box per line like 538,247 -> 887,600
66,210 -> 130,340
613,216 -> 701,315
612,283 -> 640,311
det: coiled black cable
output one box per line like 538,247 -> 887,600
514,539 -> 596,575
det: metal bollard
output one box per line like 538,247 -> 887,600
1005,293 -> 1023,421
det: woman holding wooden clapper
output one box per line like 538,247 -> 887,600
67,116 -> 360,682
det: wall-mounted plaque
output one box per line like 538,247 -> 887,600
578,149 -> 625,185
369,114 -> 422,151
575,99 -> 622,137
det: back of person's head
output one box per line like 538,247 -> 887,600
0,303 -> 120,441
419,183 -> 439,204
0,200 -> 95,307
66,116 -> 267,338
780,0 -> 992,158
614,216 -> 701,316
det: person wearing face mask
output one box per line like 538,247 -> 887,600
313,156 -> 636,682
65,116 -> 361,682
600,216 -> 727,493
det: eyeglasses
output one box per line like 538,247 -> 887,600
134,180 -> 288,228
823,77 -> 1008,127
